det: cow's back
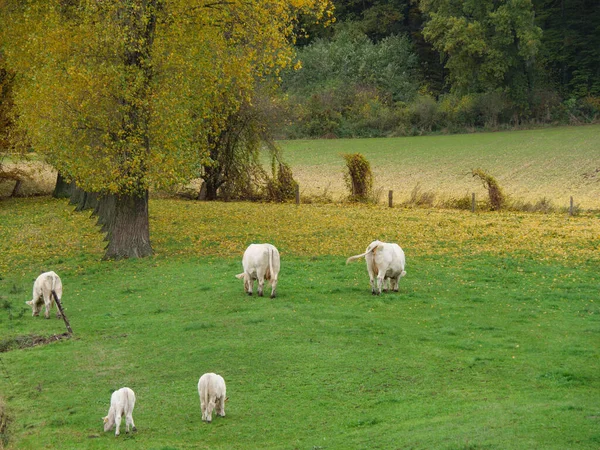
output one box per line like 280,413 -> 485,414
199,373 -> 226,398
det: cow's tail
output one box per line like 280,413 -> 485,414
345,252 -> 368,264
346,241 -> 380,264
400,270 -> 407,278
346,246 -> 377,264
267,246 -> 275,282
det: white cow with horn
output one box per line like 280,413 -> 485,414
236,243 -> 280,298
346,240 -> 406,295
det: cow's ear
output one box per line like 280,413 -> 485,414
235,273 -> 245,279
102,416 -> 108,422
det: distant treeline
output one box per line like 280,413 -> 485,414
278,0 -> 600,138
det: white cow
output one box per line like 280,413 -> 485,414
103,387 -> 137,436
198,373 -> 227,423
25,271 -> 63,319
236,243 -> 280,298
346,240 -> 407,295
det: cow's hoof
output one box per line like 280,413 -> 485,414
247,292 -> 253,296
393,289 -> 399,292
132,426 -> 137,432
258,292 -> 264,297
270,294 -> 276,299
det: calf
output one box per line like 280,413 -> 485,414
235,243 -> 280,298
26,271 -> 63,319
346,240 -> 407,295
198,373 -> 227,423
103,387 -> 136,436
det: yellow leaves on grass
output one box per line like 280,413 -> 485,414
149,200 -> 600,263
2,198 -> 597,280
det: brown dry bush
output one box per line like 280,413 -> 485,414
342,153 -> 373,202
472,168 -> 505,211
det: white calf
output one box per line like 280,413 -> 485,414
346,240 -> 407,295
235,243 -> 280,298
103,387 -> 136,436
198,373 -> 227,423
26,271 -> 63,319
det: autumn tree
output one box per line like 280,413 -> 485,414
0,0 -> 332,259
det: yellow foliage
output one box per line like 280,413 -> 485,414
1,198 -> 598,278
0,0 -> 333,195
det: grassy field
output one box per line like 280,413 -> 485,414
0,198 -> 599,449
280,125 -> 600,209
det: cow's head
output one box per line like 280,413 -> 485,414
103,414 -> 115,432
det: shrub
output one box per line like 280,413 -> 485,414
405,183 -> 436,207
410,95 -> 440,133
472,169 -> 505,211
265,162 -> 298,202
342,153 -> 373,202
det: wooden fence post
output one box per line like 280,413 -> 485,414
569,196 -> 574,216
388,190 -> 393,208
52,291 -> 73,335
295,184 -> 300,205
471,193 -> 476,213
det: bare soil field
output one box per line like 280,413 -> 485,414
3,125 -> 599,209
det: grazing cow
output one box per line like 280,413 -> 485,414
198,373 -> 227,423
25,271 -> 63,319
346,240 -> 407,295
235,243 -> 280,298
103,387 -> 137,436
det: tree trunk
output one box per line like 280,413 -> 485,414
10,179 -> 22,197
52,172 -> 71,198
205,178 -> 219,200
69,183 -> 85,206
103,191 -> 153,260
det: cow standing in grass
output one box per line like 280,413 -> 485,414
198,373 -> 227,423
103,387 -> 137,437
346,240 -> 406,295
26,271 -> 63,319
236,243 -> 280,298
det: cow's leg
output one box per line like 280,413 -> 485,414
201,399 -> 207,421
114,412 -> 122,436
257,270 -> 265,297
42,292 -> 52,319
206,398 -> 215,423
245,275 -> 253,296
126,412 -> 136,432
369,274 -> 377,295
217,396 -> 226,417
257,277 -> 264,297
376,275 -> 385,295
392,276 -> 400,292
270,276 -> 278,299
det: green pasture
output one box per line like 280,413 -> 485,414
0,198 -> 599,449
280,124 -> 600,209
